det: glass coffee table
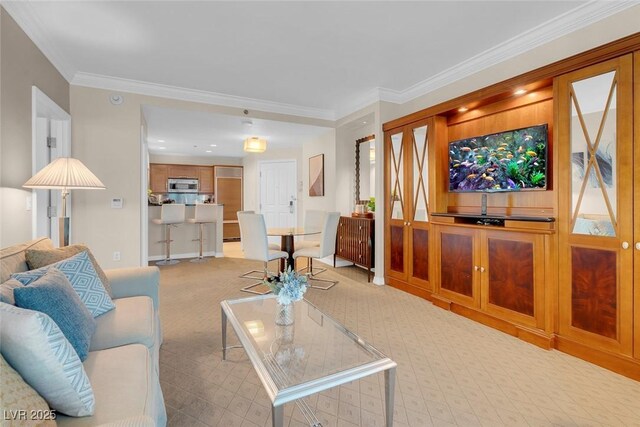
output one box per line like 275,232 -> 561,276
221,294 -> 397,427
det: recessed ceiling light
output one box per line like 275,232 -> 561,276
158,147 -> 166,150
157,139 -> 165,143
514,89 -> 527,95
206,150 -> 212,153
458,107 -> 468,112
363,121 -> 367,124
210,144 -> 217,147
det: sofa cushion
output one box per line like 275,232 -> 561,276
90,296 -> 155,351
0,237 -> 53,283
56,344 -> 165,426
15,268 -> 97,361
13,251 -> 115,317
0,353 -> 56,427
0,278 -> 23,305
26,244 -> 113,297
0,302 -> 95,417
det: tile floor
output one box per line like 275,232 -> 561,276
157,254 -> 640,427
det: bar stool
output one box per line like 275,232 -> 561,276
187,204 -> 218,263
152,204 -> 186,266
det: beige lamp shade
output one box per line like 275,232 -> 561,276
243,137 -> 267,153
23,157 -> 105,190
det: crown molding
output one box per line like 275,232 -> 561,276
1,1 -> 76,81
71,72 -> 336,121
4,0 -> 637,122
394,0 -> 639,105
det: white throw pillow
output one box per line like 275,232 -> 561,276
0,302 -> 95,417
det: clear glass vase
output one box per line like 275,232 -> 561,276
275,302 -> 294,326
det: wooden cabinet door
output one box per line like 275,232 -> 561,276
385,128 -> 409,282
407,119 -> 431,291
435,225 -> 479,307
168,165 -> 197,178
634,51 -> 640,360
149,164 -> 168,193
557,55 -> 634,356
198,167 -> 214,193
480,230 -> 544,329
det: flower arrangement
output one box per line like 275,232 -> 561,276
264,266 -> 308,305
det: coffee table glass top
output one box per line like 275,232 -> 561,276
221,295 -> 394,402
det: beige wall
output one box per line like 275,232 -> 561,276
381,5 -> 640,125
149,154 -> 242,166
70,85 -> 331,268
0,7 -> 69,247
302,129 -> 337,213
5,3 -> 636,274
334,112 -> 376,216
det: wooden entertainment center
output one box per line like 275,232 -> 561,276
383,33 -> 640,380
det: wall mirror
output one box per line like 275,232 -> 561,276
355,135 -> 375,205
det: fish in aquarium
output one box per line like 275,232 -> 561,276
448,124 -> 548,192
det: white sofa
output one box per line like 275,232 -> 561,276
0,238 -> 166,426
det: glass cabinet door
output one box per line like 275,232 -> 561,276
558,55 -> 633,356
408,122 -> 431,289
386,130 -> 407,280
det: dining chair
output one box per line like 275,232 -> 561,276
237,211 -> 281,280
292,211 -> 341,290
296,210 -> 325,249
237,213 -> 288,294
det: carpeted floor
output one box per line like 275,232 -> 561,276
157,257 -> 640,427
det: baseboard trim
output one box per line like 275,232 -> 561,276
444,303 -> 554,350
386,277 -> 432,300
555,336 -> 640,381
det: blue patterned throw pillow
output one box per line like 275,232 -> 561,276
14,268 -> 96,361
0,302 -> 95,416
12,251 -> 115,317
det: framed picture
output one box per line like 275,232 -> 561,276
309,154 -> 324,197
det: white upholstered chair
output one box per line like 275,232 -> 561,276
237,213 -> 288,294
152,204 -> 186,265
296,210 -> 325,250
187,204 -> 218,263
293,211 -> 340,290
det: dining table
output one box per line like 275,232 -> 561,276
267,227 -> 321,271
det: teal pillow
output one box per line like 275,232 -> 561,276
12,250 -> 115,317
14,268 -> 96,361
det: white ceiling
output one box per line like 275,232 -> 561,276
5,1 -> 635,157
143,105 -> 333,157
5,1 -> 632,121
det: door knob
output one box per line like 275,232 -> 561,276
622,241 -> 630,250
636,242 -> 640,250
474,265 -> 479,271
480,267 -> 485,273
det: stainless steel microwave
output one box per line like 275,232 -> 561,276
167,178 -> 199,193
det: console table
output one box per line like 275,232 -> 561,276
334,216 -> 375,281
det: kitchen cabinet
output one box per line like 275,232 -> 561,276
149,164 -> 168,193
214,166 -> 243,240
198,167 -> 214,193
168,165 -> 197,179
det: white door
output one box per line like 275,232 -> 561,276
259,161 -> 297,236
32,87 -> 71,246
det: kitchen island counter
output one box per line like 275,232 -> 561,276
148,204 -> 223,262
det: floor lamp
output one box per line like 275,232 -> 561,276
23,157 -> 105,247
